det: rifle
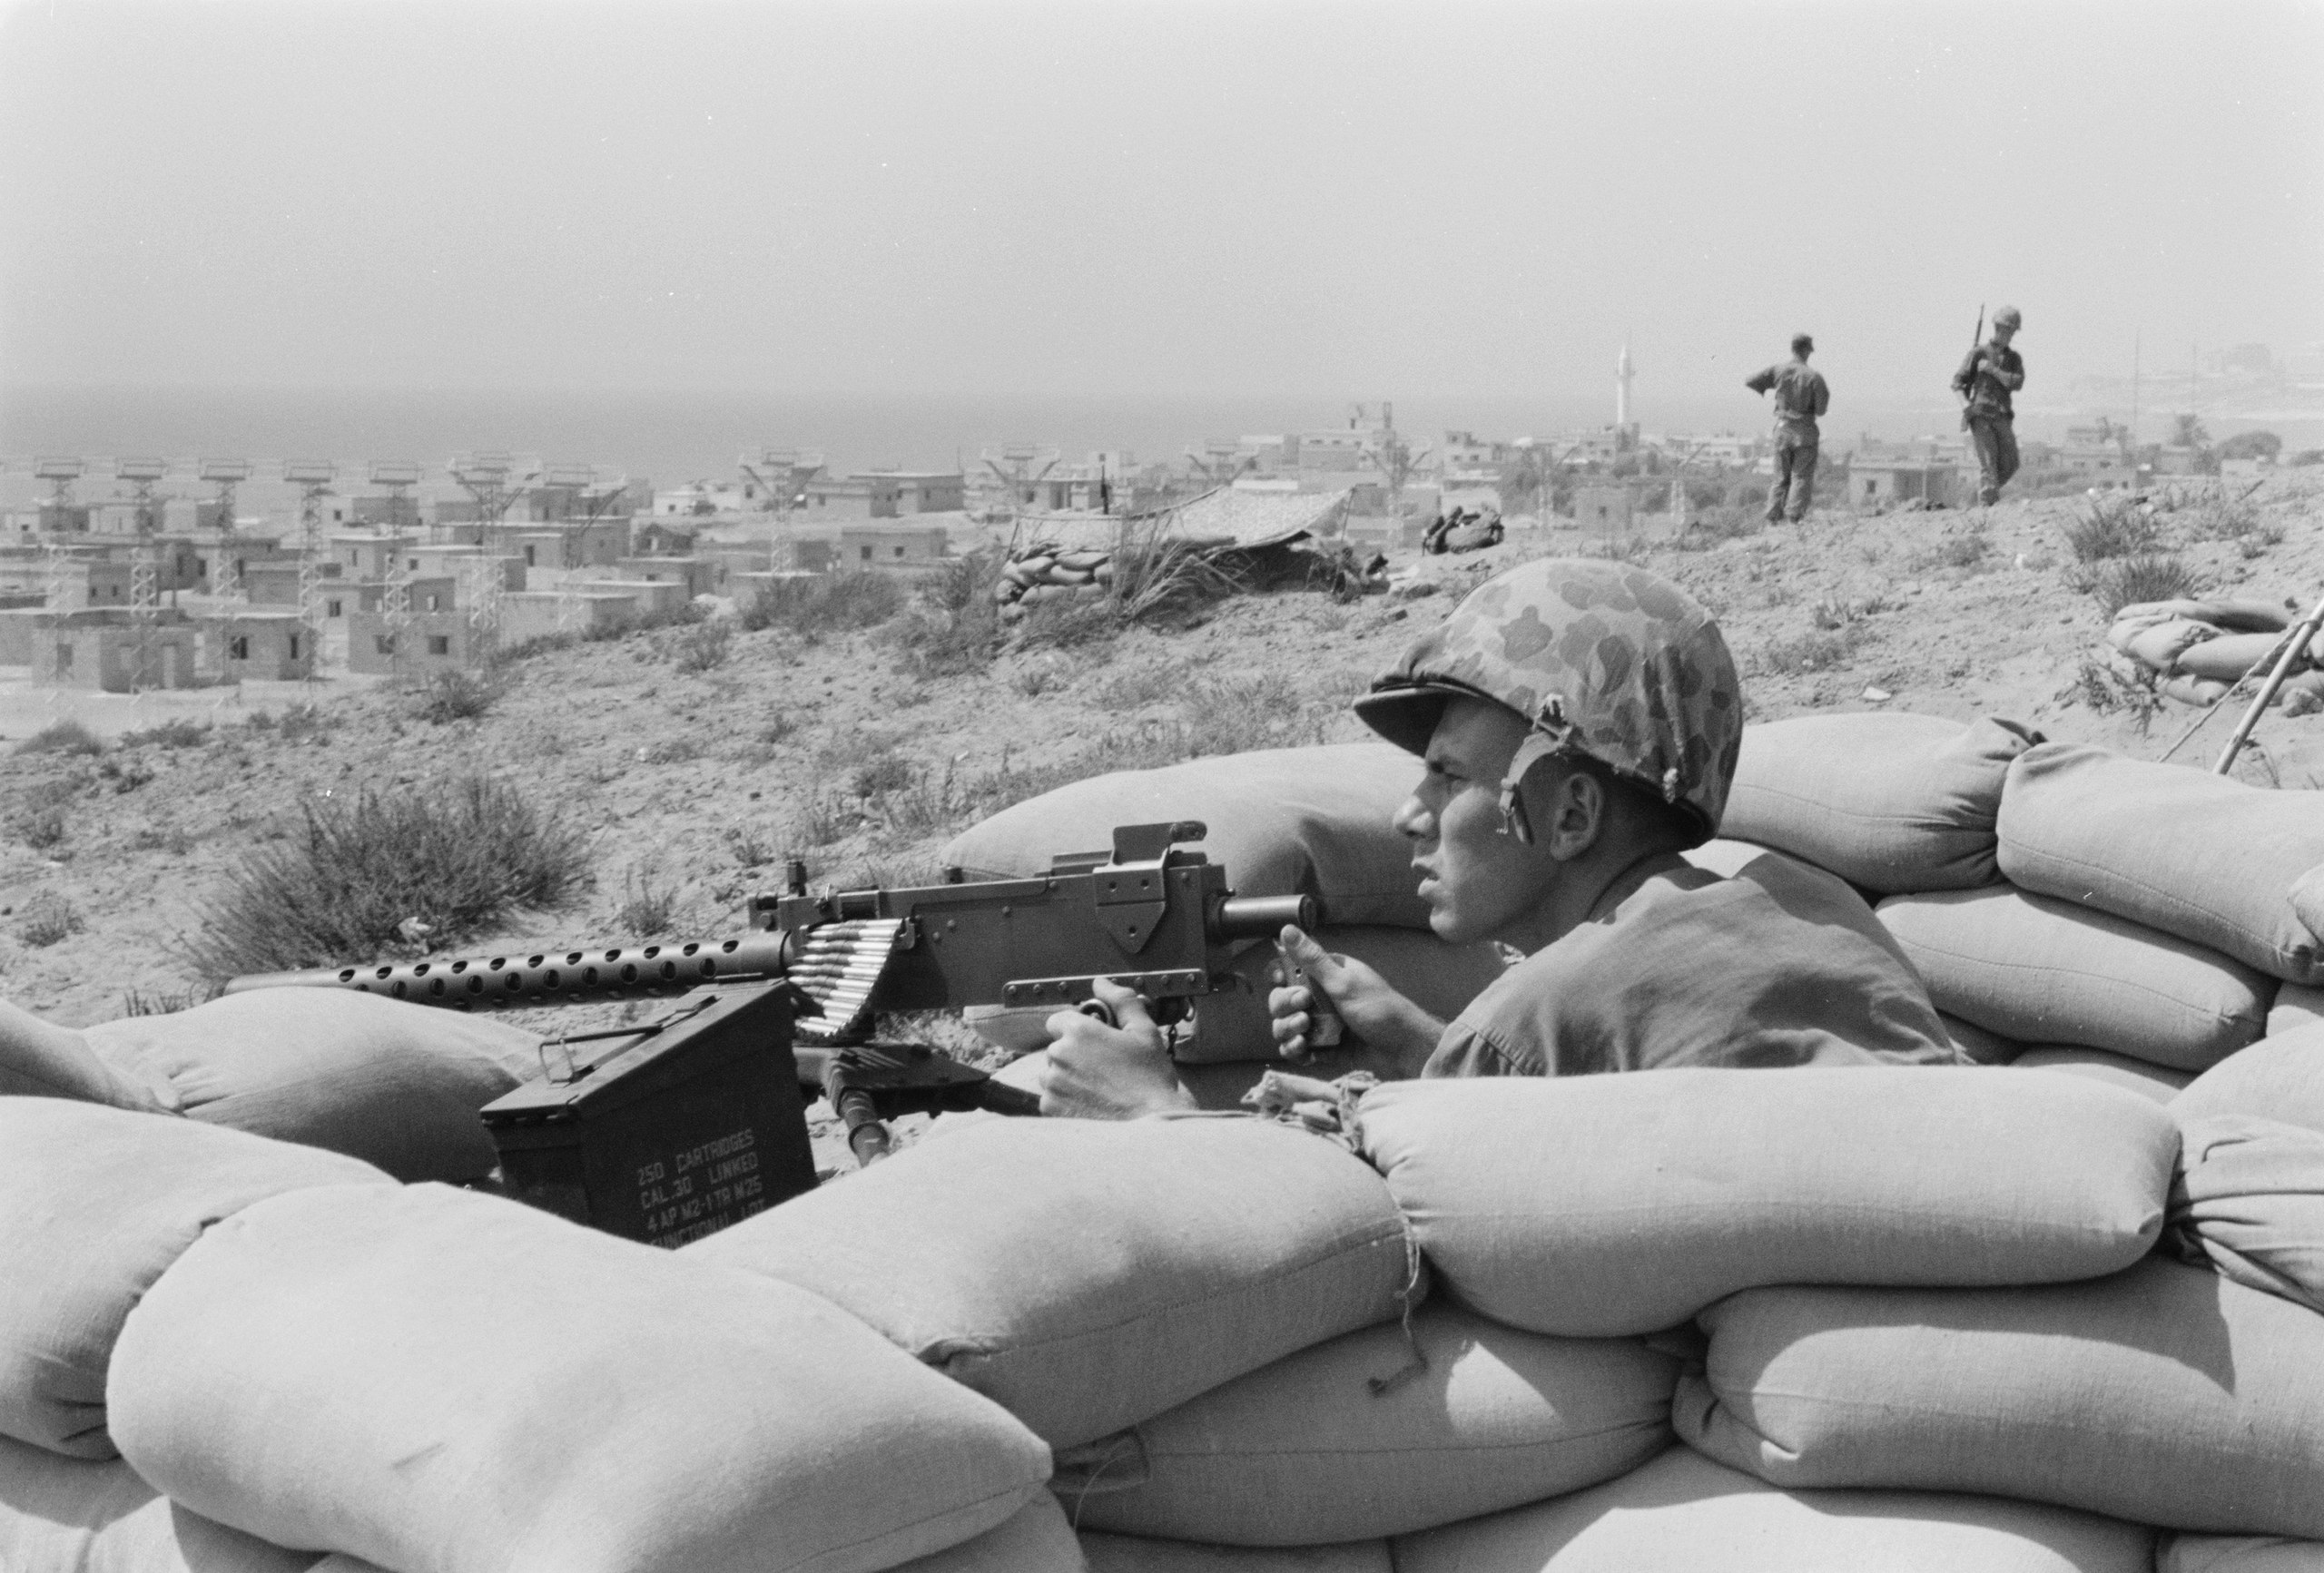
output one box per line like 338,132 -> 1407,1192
1959,303 -> 1985,431
225,822 -> 1316,1239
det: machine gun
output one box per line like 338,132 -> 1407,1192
225,822 -> 1315,1243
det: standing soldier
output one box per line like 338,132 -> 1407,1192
1953,305 -> 2025,506
1745,334 -> 1829,525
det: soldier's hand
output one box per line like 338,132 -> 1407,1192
1039,978 -> 1195,1119
1267,926 -> 1441,1064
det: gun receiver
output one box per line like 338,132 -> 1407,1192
223,821 -> 1314,1026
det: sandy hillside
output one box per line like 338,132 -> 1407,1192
5,469 -> 2321,1039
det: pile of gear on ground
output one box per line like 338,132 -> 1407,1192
992,486 -> 1385,620
5,708 -> 2324,1572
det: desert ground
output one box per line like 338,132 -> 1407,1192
5,471 -> 2320,1051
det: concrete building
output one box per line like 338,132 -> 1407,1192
1852,461 -> 1965,509
1571,485 -> 1636,532
33,618 -> 202,692
244,561 -> 344,608
205,611 -> 315,682
632,521 -> 699,556
352,575 -> 458,615
837,523 -> 950,568
406,546 -> 525,595
802,472 -> 967,519
496,590 -> 646,646
614,555 -> 714,598
347,609 -> 487,676
584,578 -> 692,616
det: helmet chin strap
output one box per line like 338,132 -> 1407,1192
1497,697 -> 1575,845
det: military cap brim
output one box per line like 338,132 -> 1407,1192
1352,681 -> 1482,756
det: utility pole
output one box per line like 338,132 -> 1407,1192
283,459 -> 337,685
2130,330 -> 2141,446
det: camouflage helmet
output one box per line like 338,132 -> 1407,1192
1993,305 -> 2023,329
1354,558 -> 1742,844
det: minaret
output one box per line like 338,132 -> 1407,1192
1616,340 -> 1635,430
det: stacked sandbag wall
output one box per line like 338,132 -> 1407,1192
9,716 -> 2324,1568
996,544 -> 1115,617
2104,596 -> 2324,713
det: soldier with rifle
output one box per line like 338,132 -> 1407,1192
1039,557 -> 1961,1119
1954,305 -> 2027,506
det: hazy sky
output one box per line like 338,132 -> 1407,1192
3,0 -> 2319,405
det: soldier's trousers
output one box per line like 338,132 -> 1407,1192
1967,415 -> 2019,505
1767,436 -> 1817,523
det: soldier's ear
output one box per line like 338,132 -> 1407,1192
1537,766 -> 1607,863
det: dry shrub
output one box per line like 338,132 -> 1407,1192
614,868 -> 682,935
14,720 -> 103,757
671,617 -> 734,673
182,775 -> 591,981
2063,496 -> 2163,562
2093,555 -> 2202,619
1674,507 -> 1762,553
743,572 -> 907,635
1758,629 -> 1857,675
891,551 -> 1003,678
119,718 -> 210,750
17,893 -> 84,949
413,669 -> 497,723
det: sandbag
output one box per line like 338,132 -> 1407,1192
1083,1538 -> 1389,1573
940,743 -> 1429,929
0,998 -> 178,1112
110,1184 -> 1051,1573
2173,1022 -> 2324,1135
686,1116 -> 1417,1448
894,1496 -> 1084,1572
2117,598 -> 2296,636
2161,1536 -> 2324,1572
2270,983 -> 2324,1037
1355,1067 -> 2173,1338
0,1099 -> 390,1459
1876,887 -> 2272,1070
1059,1303 -> 1675,1545
2298,864 -> 2324,948
0,1431 -> 320,1573
1940,1011 -> 2020,1065
1183,928 -> 1511,1063
2117,616 -> 2218,673
1996,742 -> 2324,985
2012,1046 -> 2191,1102
2165,1114 -> 2324,1314
1391,1443 -> 2153,1573
1678,1256 -> 2324,1538
2175,632 -> 2288,683
1718,713 -> 2041,893
84,989 -> 533,1182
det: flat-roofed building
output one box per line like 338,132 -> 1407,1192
837,522 -> 950,568
202,610 -> 315,682
347,609 -> 486,676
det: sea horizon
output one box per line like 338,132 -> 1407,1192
3,383 -> 2304,510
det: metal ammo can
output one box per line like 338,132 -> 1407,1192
479,981 -> 821,1247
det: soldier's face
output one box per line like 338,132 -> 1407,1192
1393,697 -> 1567,949
1994,324 -> 2017,347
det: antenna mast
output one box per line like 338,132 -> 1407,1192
115,457 -> 169,690
282,459 -> 337,683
